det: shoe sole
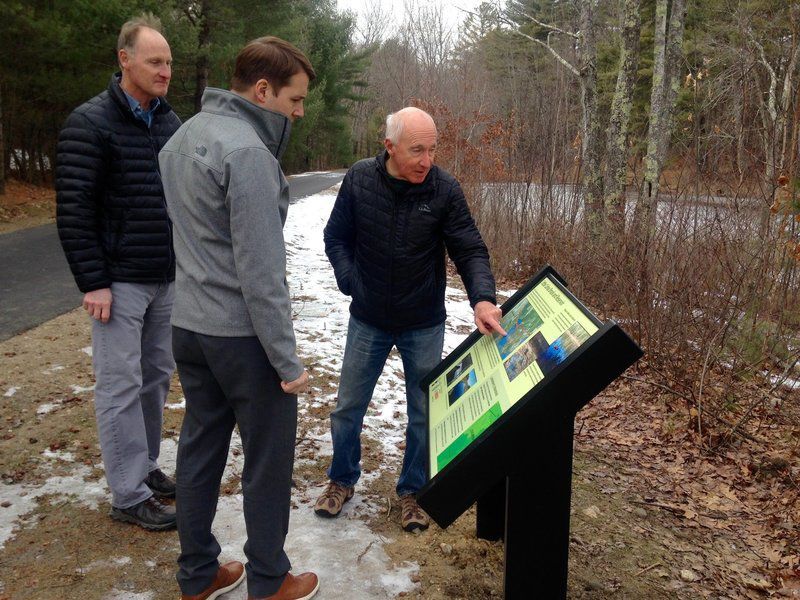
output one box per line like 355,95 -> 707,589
109,511 -> 177,531
204,567 -> 246,600
402,522 -> 430,533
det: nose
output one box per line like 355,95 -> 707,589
293,104 -> 304,119
420,151 -> 432,168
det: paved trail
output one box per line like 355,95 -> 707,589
0,171 -> 344,342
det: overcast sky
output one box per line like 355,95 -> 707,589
335,0 -> 483,38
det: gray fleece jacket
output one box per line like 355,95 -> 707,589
159,87 -> 304,382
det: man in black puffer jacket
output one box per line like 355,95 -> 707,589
316,107 -> 506,532
55,14 -> 180,531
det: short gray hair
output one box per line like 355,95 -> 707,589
385,111 -> 405,144
117,13 -> 162,53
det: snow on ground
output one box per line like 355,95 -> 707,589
2,179 -> 500,598
71,384 -> 95,394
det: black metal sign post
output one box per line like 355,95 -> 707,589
418,266 -> 643,599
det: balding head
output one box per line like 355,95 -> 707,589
384,107 -> 438,184
385,107 -> 437,145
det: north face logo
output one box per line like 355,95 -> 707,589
418,204 -> 431,213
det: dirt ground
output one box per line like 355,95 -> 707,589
0,310 -> 797,599
0,179 -> 56,233
0,180 -> 798,599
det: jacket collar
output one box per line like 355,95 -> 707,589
200,87 -> 291,161
375,150 -> 437,193
107,73 -> 173,119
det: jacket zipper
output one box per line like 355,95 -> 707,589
387,187 -> 399,322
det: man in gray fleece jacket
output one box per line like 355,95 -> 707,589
159,37 -> 319,600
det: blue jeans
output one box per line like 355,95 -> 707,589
328,315 -> 445,496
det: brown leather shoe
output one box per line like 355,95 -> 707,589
181,561 -> 245,600
248,572 -> 319,600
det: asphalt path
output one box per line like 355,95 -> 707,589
0,171 -> 344,342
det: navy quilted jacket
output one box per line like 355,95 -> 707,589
55,74 -> 181,293
324,152 -> 496,332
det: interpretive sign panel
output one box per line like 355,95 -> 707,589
426,268 -> 601,479
418,265 -> 642,599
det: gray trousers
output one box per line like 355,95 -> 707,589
91,281 -> 175,509
173,328 -> 296,597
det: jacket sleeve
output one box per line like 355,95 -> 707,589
442,179 -> 497,307
55,111 -> 112,293
323,170 -> 356,296
224,148 -> 305,382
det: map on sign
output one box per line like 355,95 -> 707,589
427,275 -> 600,478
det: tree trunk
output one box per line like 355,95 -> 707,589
634,0 -> 686,240
0,84 -> 5,195
734,62 -> 747,183
604,0 -> 641,232
194,0 -> 211,114
579,0 -> 604,231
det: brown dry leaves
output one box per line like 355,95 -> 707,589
576,370 -> 799,597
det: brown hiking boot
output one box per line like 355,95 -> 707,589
400,495 -> 430,533
181,560 -> 245,600
248,571 -> 319,599
313,481 -> 354,518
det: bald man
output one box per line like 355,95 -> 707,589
56,14 -> 180,530
318,107 -> 505,532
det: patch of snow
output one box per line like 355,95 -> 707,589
102,591 -> 154,600
208,487 -> 418,599
71,384 -> 95,395
3,386 -> 18,397
770,374 -> 800,390
36,402 -> 59,415
165,397 -> 186,410
289,171 -> 344,179
79,556 -> 132,574
0,466 -> 108,549
81,346 -> 93,356
42,449 -> 76,462
41,365 -> 65,374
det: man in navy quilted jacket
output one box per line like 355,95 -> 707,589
55,14 -> 180,530
317,107 -> 506,532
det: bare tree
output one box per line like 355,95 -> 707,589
353,1 -> 391,47
401,0 -> 455,92
749,25 -> 800,183
604,0 -> 642,231
500,0 -> 604,226
634,0 -> 687,240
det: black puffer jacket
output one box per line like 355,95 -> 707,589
324,152 -> 496,332
55,74 -> 181,293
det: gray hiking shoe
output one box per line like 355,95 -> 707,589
110,496 -> 176,531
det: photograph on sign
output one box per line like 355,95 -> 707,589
427,275 -> 599,478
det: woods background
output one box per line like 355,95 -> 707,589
0,0 -> 798,447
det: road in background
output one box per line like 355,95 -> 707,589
0,171 -> 344,342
